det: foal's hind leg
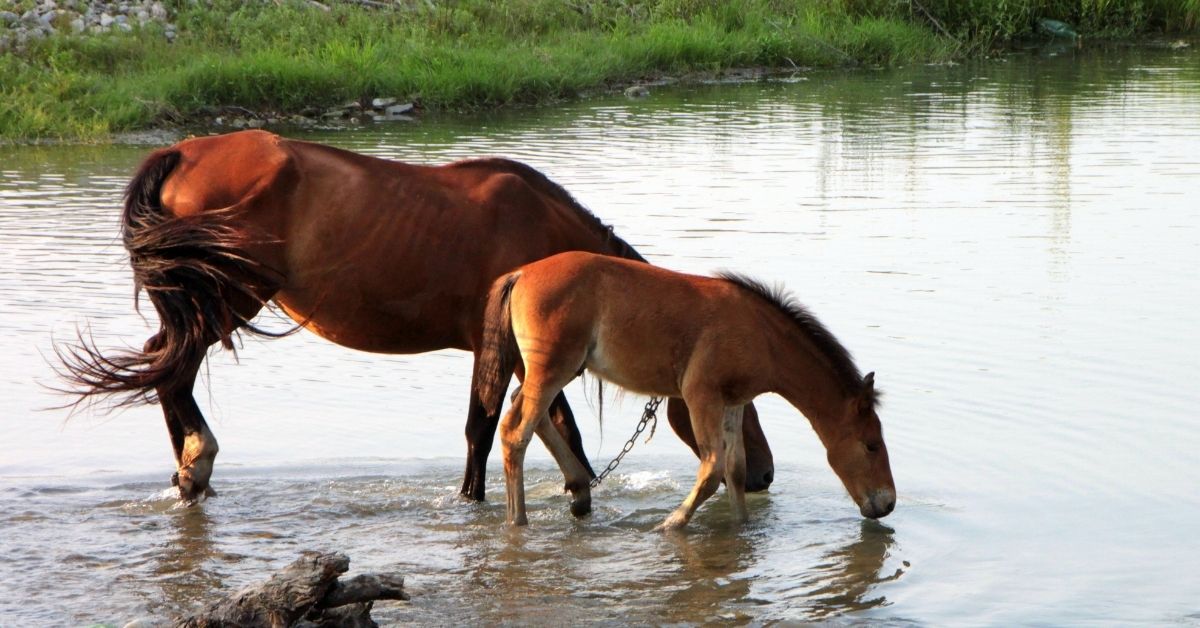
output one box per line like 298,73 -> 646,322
500,385 -> 559,526
548,392 -> 597,481
534,417 -> 593,517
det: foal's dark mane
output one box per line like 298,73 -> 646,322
716,272 -> 876,405
464,158 -> 647,264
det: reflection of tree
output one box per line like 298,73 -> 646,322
801,519 -> 900,619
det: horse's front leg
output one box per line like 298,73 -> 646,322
460,381 -> 497,502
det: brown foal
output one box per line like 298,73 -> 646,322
477,252 -> 895,529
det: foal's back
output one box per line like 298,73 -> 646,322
511,252 -> 777,400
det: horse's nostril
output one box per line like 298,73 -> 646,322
763,471 -> 774,485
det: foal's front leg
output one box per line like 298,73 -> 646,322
722,405 -> 748,523
655,398 -> 727,531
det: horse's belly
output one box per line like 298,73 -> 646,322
274,294 -> 470,354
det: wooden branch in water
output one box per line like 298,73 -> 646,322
176,552 -> 408,628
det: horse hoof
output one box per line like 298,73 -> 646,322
570,497 -> 592,518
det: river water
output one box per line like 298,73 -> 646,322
2,46 -> 1199,625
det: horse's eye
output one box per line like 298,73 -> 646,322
865,442 -> 882,454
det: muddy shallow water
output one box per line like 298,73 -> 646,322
2,46 -> 1199,624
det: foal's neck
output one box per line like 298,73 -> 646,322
765,318 -> 855,444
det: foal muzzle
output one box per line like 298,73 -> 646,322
860,488 -> 896,519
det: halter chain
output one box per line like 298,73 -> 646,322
589,396 -> 663,488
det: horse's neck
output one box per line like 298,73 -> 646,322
764,321 -> 851,443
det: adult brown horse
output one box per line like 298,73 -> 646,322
59,130 -> 774,504
477,252 -> 894,529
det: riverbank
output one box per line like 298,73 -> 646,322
1,0 -> 1197,141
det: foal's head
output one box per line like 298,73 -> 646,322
824,373 -> 895,519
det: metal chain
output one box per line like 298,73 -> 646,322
590,396 -> 663,488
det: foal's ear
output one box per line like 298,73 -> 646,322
858,372 -> 877,411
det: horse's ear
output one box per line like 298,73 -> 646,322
863,372 -> 875,392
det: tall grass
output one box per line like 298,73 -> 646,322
845,0 -> 1200,48
0,0 -> 1195,140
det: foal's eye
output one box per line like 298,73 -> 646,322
865,442 -> 882,454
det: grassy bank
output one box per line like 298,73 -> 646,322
1,0 -> 1196,141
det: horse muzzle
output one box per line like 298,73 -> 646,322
745,469 -> 774,492
859,488 -> 896,519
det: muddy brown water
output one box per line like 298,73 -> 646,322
2,46 -> 1199,624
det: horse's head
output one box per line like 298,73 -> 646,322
824,373 -> 895,519
741,403 -> 775,491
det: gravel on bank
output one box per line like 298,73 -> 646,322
1,0 -> 176,54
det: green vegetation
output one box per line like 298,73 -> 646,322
1,0 -> 1197,141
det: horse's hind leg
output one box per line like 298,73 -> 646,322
146,335 -> 218,502
722,405 -> 748,523
534,416 -> 592,517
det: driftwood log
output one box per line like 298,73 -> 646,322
177,552 -> 408,628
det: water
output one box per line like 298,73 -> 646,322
2,46 -> 1199,625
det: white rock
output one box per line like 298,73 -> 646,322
385,103 -> 414,116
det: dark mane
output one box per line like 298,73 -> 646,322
462,158 -> 647,263
716,271 -> 876,404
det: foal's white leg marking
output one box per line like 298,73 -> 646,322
723,405 -> 748,523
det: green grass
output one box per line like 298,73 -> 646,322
1,0 -> 1196,141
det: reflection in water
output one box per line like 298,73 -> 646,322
802,520 -> 898,618
150,507 -> 219,617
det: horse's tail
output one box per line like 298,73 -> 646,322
475,272 -> 522,416
57,148 -> 281,409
